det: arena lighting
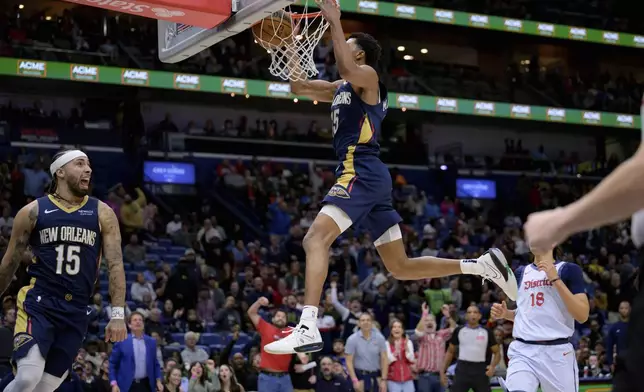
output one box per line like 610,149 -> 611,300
293,98 -> 299,103
397,46 -> 405,51
404,55 -> 414,60
421,48 -> 428,54
440,165 -> 448,171
245,94 -> 249,98
18,4 -> 24,9
313,100 -> 318,105
45,16 -> 52,20
230,93 -> 235,97
401,107 -> 407,112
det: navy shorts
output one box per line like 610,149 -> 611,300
13,285 -> 89,378
323,163 -> 401,240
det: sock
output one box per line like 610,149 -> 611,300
460,259 -> 484,275
301,305 -> 318,321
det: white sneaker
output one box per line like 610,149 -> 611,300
263,320 -> 323,355
477,248 -> 518,301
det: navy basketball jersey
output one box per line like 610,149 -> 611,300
330,81 -> 388,188
28,195 -> 102,306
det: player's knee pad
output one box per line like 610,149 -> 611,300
31,372 -> 68,392
373,224 -> 402,247
13,345 -> 46,391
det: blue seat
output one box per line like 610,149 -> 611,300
209,344 -> 225,353
163,346 -> 182,357
165,255 -> 181,264
132,264 -> 147,272
148,247 -> 167,255
100,281 -> 109,291
158,238 -> 173,247
231,345 -> 246,355
127,271 -> 139,281
172,333 -> 185,345
145,254 -> 160,261
126,301 -> 137,310
236,334 -> 250,345
199,333 -> 223,346
168,246 -> 186,255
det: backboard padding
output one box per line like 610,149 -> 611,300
159,0 -> 296,63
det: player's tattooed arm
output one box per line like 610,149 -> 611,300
0,201 -> 37,295
98,201 -> 126,307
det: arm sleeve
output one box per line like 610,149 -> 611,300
487,328 -> 496,349
449,327 -> 461,346
515,265 -> 525,288
560,263 -> 586,295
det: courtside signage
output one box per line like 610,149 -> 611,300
17,60 -> 47,77
121,69 -> 149,85
300,1 -> 644,49
0,58 -> 637,130
70,64 -> 99,81
357,1 -> 378,14
267,83 -> 291,97
221,78 -> 247,94
173,74 -> 201,90
394,4 -> 416,18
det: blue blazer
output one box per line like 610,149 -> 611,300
109,334 -> 162,392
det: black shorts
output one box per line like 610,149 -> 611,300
13,285 -> 89,378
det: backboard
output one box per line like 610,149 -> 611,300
158,0 -> 297,63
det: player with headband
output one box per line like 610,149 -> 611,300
0,149 -> 127,392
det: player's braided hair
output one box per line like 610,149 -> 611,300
349,32 -> 382,69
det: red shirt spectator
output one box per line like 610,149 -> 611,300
248,298 -> 291,372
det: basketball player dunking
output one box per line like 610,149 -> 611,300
491,248 -> 589,392
524,100 -> 644,392
0,149 -> 127,392
265,0 -> 518,356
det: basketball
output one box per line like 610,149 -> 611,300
252,12 -> 294,49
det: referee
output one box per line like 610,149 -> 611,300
441,306 -> 500,392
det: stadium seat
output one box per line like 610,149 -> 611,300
200,333 -> 223,346
171,333 -> 185,344
145,254 -> 161,262
158,238 -> 173,247
168,246 -> 187,255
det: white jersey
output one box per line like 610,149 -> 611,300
513,262 -> 585,341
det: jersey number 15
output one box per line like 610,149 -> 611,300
331,109 -> 339,136
54,245 -> 81,276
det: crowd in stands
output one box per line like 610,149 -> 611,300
3,0 -> 644,114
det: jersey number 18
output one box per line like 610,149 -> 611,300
54,245 -> 81,276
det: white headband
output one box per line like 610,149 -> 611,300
50,150 -> 88,176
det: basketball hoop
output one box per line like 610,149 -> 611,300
252,2 -> 332,82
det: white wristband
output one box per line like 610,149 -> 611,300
111,307 -> 125,320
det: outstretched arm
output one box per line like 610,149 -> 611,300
319,0 -> 378,89
99,201 -> 126,310
0,201 -> 37,295
291,79 -> 343,102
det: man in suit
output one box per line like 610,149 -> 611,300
109,311 -> 163,392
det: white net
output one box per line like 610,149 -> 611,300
252,2 -> 331,82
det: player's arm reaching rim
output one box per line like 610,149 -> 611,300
0,201 -> 38,296
98,201 -> 128,342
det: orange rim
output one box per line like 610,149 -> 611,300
290,11 -> 322,20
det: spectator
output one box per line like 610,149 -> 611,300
197,219 -> 224,246
22,161 -> 50,198
285,261 -> 305,292
121,189 -> 147,233
164,367 -> 183,392
181,332 -> 209,367
187,362 -> 219,392
290,352 -> 316,392
414,303 -> 453,392
124,233 -> 146,264
218,364 -> 245,392
247,297 -> 293,392
131,273 -> 157,303
109,311 -> 163,392
314,357 -> 351,392
345,313 -> 388,392
0,207 -> 13,231
166,214 -> 182,236
606,301 -> 631,369
196,288 -> 216,325
214,296 -> 242,331
385,319 -> 415,392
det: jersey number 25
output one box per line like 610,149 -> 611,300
54,245 -> 81,276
